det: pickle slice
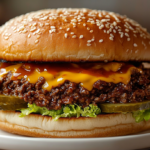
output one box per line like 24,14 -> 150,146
0,95 -> 25,104
0,95 -> 27,110
100,101 -> 150,113
0,103 -> 27,110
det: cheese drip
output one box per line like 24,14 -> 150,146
0,62 -> 139,91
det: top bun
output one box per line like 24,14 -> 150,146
0,8 -> 150,62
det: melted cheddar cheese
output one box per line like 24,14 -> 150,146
0,62 -> 140,91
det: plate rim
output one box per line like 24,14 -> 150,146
1,129 -> 150,142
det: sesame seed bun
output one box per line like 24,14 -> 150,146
0,8 -> 150,62
0,110 -> 150,137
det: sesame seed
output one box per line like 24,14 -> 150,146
87,40 -> 91,43
64,33 -> 68,38
59,27 -> 62,29
125,33 -> 129,37
79,35 -> 83,39
87,27 -> 90,30
90,30 -> 93,33
100,54 -> 104,57
37,35 -> 40,39
104,30 -> 106,33
115,26 -> 118,29
44,69 -> 47,71
30,27 -> 36,32
110,34 -> 114,37
91,21 -> 95,24
28,34 -> 31,38
12,26 -> 17,30
129,26 -> 134,30
133,30 -> 137,33
109,37 -> 114,41
70,32 -> 74,35
99,39 -> 103,43
134,43 -> 138,47
22,29 -> 27,33
72,35 -> 76,38
127,38 -> 130,41
39,23 -> 44,27
83,23 -> 86,26
113,29 -> 116,33
71,19 -> 77,22
113,22 -> 117,26
120,33 -> 124,38
98,13 -> 102,17
33,22 -> 37,26
40,16 -> 48,21
99,24 -> 104,29
51,26 -> 56,29
109,28 -> 112,32
66,28 -> 70,31
4,37 -> 9,40
35,40 -> 39,44
135,50 -> 138,53
87,43 -> 91,46
107,30 -> 110,34
96,23 -> 100,26
19,26 -> 25,31
126,49 -> 129,52
24,75 -> 27,78
105,24 -> 110,28
35,29 -> 41,34
125,29 -> 129,32
104,60 -> 108,63
101,19 -> 110,23
64,19 -> 68,22
91,38 -> 95,41
29,18 -> 33,22
51,29 -> 56,32
45,23 -> 50,26
106,15 -> 110,18
110,13 -> 120,22
72,23 -> 76,26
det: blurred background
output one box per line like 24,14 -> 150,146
0,0 -> 149,31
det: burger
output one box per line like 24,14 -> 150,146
0,8 -> 150,138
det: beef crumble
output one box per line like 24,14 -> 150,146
0,67 -> 150,110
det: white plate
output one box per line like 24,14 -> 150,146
1,130 -> 150,150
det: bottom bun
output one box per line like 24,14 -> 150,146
0,110 -> 150,138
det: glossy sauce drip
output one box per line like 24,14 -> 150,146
0,62 -> 138,91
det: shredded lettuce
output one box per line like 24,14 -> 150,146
132,109 -> 150,123
19,103 -> 150,122
19,103 -> 101,120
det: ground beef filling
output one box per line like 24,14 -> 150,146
0,67 -> 150,110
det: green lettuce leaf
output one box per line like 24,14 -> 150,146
19,103 -> 101,120
132,109 -> 150,123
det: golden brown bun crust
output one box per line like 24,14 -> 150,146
0,110 -> 150,137
0,9 -> 150,62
